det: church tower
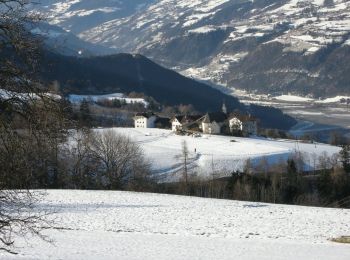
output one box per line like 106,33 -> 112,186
222,101 -> 227,114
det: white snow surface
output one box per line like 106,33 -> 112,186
97,128 -> 341,179
316,96 -> 350,103
273,95 -> 314,102
1,190 -> 350,260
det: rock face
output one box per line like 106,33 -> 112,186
32,0 -> 350,97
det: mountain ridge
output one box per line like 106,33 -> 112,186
32,0 -> 350,97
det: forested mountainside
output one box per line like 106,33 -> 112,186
32,0 -> 350,97
39,51 -> 297,129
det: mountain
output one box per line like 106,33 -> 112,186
30,22 -> 114,56
38,51 -> 296,130
32,0 -> 350,97
29,0 -> 156,36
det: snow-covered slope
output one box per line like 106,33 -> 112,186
30,22 -> 114,56
31,0 -> 350,97
30,0 -> 156,35
2,190 -> 349,260
99,128 -> 341,180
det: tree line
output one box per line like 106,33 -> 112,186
154,145 -> 350,208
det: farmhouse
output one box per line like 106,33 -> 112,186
133,107 -> 258,136
170,115 -> 203,132
229,113 -> 258,136
171,116 -> 184,131
133,113 -> 157,128
201,112 -> 227,134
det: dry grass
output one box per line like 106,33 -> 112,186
331,236 -> 350,244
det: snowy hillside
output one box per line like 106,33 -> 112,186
31,0 -> 350,97
100,128 -> 341,180
30,0 -> 156,35
30,22 -> 114,56
2,190 -> 349,260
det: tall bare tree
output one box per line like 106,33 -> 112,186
89,130 -> 149,190
0,0 -> 60,253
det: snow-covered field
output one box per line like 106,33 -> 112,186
273,94 -> 314,102
2,190 -> 350,260
233,90 -> 350,105
98,128 -> 341,180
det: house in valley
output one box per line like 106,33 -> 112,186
133,113 -> 157,128
133,101 -> 258,136
229,113 -> 258,136
171,116 -> 184,132
171,115 -> 203,132
201,112 -> 228,135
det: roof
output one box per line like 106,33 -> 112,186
172,115 -> 203,124
171,115 -> 185,123
155,117 -> 171,127
134,112 -> 156,119
228,112 -> 257,122
202,112 -> 227,123
182,115 -> 203,123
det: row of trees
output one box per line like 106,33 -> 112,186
1,125 -> 152,191
155,144 -> 350,208
63,129 -> 152,191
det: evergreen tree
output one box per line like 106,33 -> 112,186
340,145 -> 350,173
283,159 -> 299,203
79,99 -> 92,126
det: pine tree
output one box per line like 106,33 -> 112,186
340,145 -> 350,173
79,99 -> 92,126
283,159 -> 299,203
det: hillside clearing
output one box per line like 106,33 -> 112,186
97,128 -> 341,180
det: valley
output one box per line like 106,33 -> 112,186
30,0 -> 350,97
1,1 -> 350,259
232,90 -> 350,140
29,0 -> 350,139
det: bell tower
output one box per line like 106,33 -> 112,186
222,101 -> 227,114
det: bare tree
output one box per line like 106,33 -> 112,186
67,129 -> 99,189
0,190 -> 50,254
177,140 -> 190,194
90,130 -> 149,190
0,0 -> 60,253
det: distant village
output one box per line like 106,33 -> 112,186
134,103 -> 258,136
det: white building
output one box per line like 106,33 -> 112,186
133,113 -> 157,129
201,112 -> 227,135
171,116 -> 184,132
229,114 -> 258,136
170,115 -> 203,132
